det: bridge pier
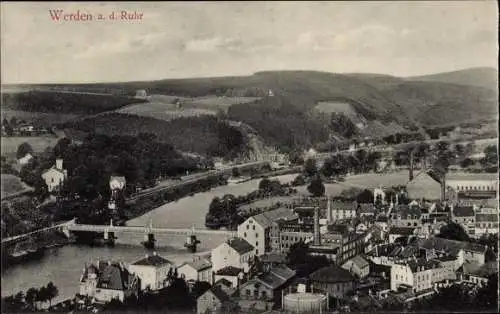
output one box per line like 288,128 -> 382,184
142,233 -> 156,249
103,230 -> 116,246
184,234 -> 200,253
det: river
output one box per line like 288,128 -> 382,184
1,174 -> 298,303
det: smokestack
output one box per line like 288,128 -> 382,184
441,174 -> 446,202
327,196 -> 332,223
409,151 -> 414,181
313,206 -> 321,246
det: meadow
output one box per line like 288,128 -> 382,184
115,95 -> 261,121
1,174 -> 32,198
1,136 -> 60,154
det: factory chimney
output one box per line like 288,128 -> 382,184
327,196 -> 332,223
409,150 -> 414,181
440,174 -> 446,202
313,206 -> 321,246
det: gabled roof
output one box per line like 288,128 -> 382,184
405,258 -> 441,273
41,166 -> 66,177
475,213 -> 498,222
416,236 -> 486,255
110,176 -> 126,184
344,255 -> 369,269
206,286 -> 232,303
252,207 -> 298,228
393,205 -> 422,219
93,262 -> 135,291
131,254 -> 172,267
226,237 -> 254,255
179,257 -> 212,271
310,265 -> 355,283
453,206 -> 474,217
215,266 -> 243,276
389,227 -> 416,236
241,265 -> 295,290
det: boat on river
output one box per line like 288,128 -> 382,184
227,176 -> 251,185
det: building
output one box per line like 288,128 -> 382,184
341,255 -> 370,279
329,201 -> 357,222
474,213 -> 499,238
17,153 -> 33,165
283,283 -> 329,314
212,237 -> 255,273
451,206 -> 475,236
459,261 -> 498,287
128,253 -> 174,291
388,227 -> 416,244
390,205 -> 422,228
406,171 -> 442,201
415,236 -> 487,266
108,176 -> 126,210
178,256 -> 213,284
238,207 -> 298,256
310,265 -> 356,299
446,174 -> 497,194
358,204 -> 376,217
197,279 -> 237,314
390,258 -> 453,293
80,260 -> 140,303
214,266 -> 243,288
271,218 -> 313,253
238,264 -> 296,311
41,159 -> 68,193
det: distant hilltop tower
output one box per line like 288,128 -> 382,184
135,89 -> 148,100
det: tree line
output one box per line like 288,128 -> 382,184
2,282 -> 59,312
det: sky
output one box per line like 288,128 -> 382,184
1,1 -> 498,84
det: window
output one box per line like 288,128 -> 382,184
247,225 -> 249,230
256,241 -> 259,247
244,232 -> 247,237
414,222 -> 418,226
408,222 -> 412,227
246,290 -> 251,296
254,290 -> 259,297
253,225 -> 255,230
256,249 -> 259,255
255,233 -> 259,238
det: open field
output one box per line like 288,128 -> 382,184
294,170 -> 499,196
1,174 -> 32,198
116,95 -> 261,121
238,196 -> 297,212
1,109 -> 81,127
1,136 -> 59,154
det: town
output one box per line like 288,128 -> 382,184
1,2 -> 498,314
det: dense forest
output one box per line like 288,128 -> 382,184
1,91 -> 146,114
59,113 -> 248,159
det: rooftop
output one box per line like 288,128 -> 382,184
345,255 -> 369,269
216,266 -> 243,276
475,213 -> 498,222
131,254 -> 172,267
389,227 -> 416,236
416,236 -> 486,255
226,237 -> 254,255
310,265 -> 355,283
453,206 -> 474,217
253,207 -> 298,228
179,257 -> 212,271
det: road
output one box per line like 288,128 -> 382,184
313,137 -> 497,160
127,161 -> 268,201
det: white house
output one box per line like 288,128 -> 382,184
128,252 -> 174,291
41,159 -> 67,193
17,153 -> 33,165
178,256 -> 213,284
211,237 -> 255,273
237,207 -> 297,256
341,255 -> 370,279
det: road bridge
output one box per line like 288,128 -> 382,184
1,219 -> 76,245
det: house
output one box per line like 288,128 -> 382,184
390,258 -> 447,293
109,176 -> 126,192
238,207 -> 298,256
341,255 -> 370,279
128,253 -> 174,291
41,159 -> 68,193
358,204 -> 376,217
214,266 -> 244,288
390,205 -> 422,228
406,171 -> 442,201
197,279 -> 237,314
178,256 -> 213,284
329,201 -> 357,222
310,265 -> 356,299
17,153 -> 33,165
388,227 -> 416,244
79,260 -> 140,303
459,261 -> 497,287
212,237 -> 255,273
474,213 -> 499,238
415,236 -> 487,266
451,206 -> 475,236
238,264 -> 296,311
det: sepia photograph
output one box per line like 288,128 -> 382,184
1,1 -> 498,313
